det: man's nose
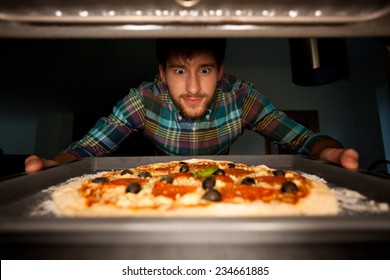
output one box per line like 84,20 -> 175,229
185,73 -> 201,94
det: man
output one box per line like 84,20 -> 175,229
25,38 -> 359,173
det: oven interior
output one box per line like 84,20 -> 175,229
0,0 -> 389,260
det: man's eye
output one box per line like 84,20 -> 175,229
200,68 -> 210,74
175,69 -> 185,75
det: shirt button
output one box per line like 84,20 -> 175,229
192,127 -> 196,132
178,114 -> 183,121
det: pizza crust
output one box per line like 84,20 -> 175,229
51,159 -> 339,217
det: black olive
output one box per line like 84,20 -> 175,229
138,171 -> 152,178
273,170 -> 286,177
92,177 -> 109,183
120,169 -> 133,176
126,182 -> 141,194
281,181 -> 299,193
179,161 -> 187,165
160,175 -> 174,184
179,164 -> 190,172
213,168 -> 225,175
241,177 -> 255,185
202,189 -> 222,202
227,163 -> 236,168
202,176 -> 216,189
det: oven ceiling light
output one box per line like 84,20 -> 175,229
79,10 -> 89,18
0,0 -> 388,37
175,0 -> 202,8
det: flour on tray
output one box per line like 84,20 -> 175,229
300,172 -> 389,215
30,172 -> 108,217
334,187 -> 389,215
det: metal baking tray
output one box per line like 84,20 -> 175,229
0,155 -> 389,260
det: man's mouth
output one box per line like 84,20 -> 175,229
181,94 -> 204,106
183,97 -> 202,105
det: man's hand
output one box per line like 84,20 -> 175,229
319,148 -> 359,170
25,153 -> 78,173
25,155 -> 59,173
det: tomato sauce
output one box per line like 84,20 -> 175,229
149,167 -> 175,173
220,183 -> 275,201
80,178 -> 147,206
171,172 -> 195,179
80,183 -> 101,206
103,178 -> 147,187
224,168 -> 253,177
152,181 -> 198,200
255,176 -> 288,186
215,175 -> 234,183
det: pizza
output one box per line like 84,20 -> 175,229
51,159 -> 339,217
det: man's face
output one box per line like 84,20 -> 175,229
159,51 -> 224,120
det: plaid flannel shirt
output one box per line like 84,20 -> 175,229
63,74 -> 334,157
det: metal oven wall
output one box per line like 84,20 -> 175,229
0,0 -> 389,38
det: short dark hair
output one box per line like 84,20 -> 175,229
156,38 -> 226,69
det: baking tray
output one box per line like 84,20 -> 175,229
0,155 -> 390,260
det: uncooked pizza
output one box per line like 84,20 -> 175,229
52,159 -> 339,217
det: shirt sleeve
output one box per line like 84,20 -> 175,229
62,88 -> 145,158
242,87 -> 340,156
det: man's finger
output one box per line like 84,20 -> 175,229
340,149 -> 359,170
25,155 -> 58,173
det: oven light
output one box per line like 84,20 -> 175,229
235,10 -> 242,16
102,10 -> 116,17
289,10 -> 298,17
175,0 -> 201,8
79,10 -> 89,18
189,10 -> 199,16
179,10 -> 188,16
315,10 -> 322,17
262,10 -> 275,17
215,9 -> 223,16
113,25 -> 165,31
55,10 -> 62,17
220,25 -> 259,31
155,10 -> 162,16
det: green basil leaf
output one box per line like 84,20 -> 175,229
194,166 -> 219,178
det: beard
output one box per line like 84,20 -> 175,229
172,93 -> 214,120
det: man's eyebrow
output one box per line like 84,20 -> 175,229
168,63 -> 217,68
199,63 -> 217,68
168,64 -> 185,68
